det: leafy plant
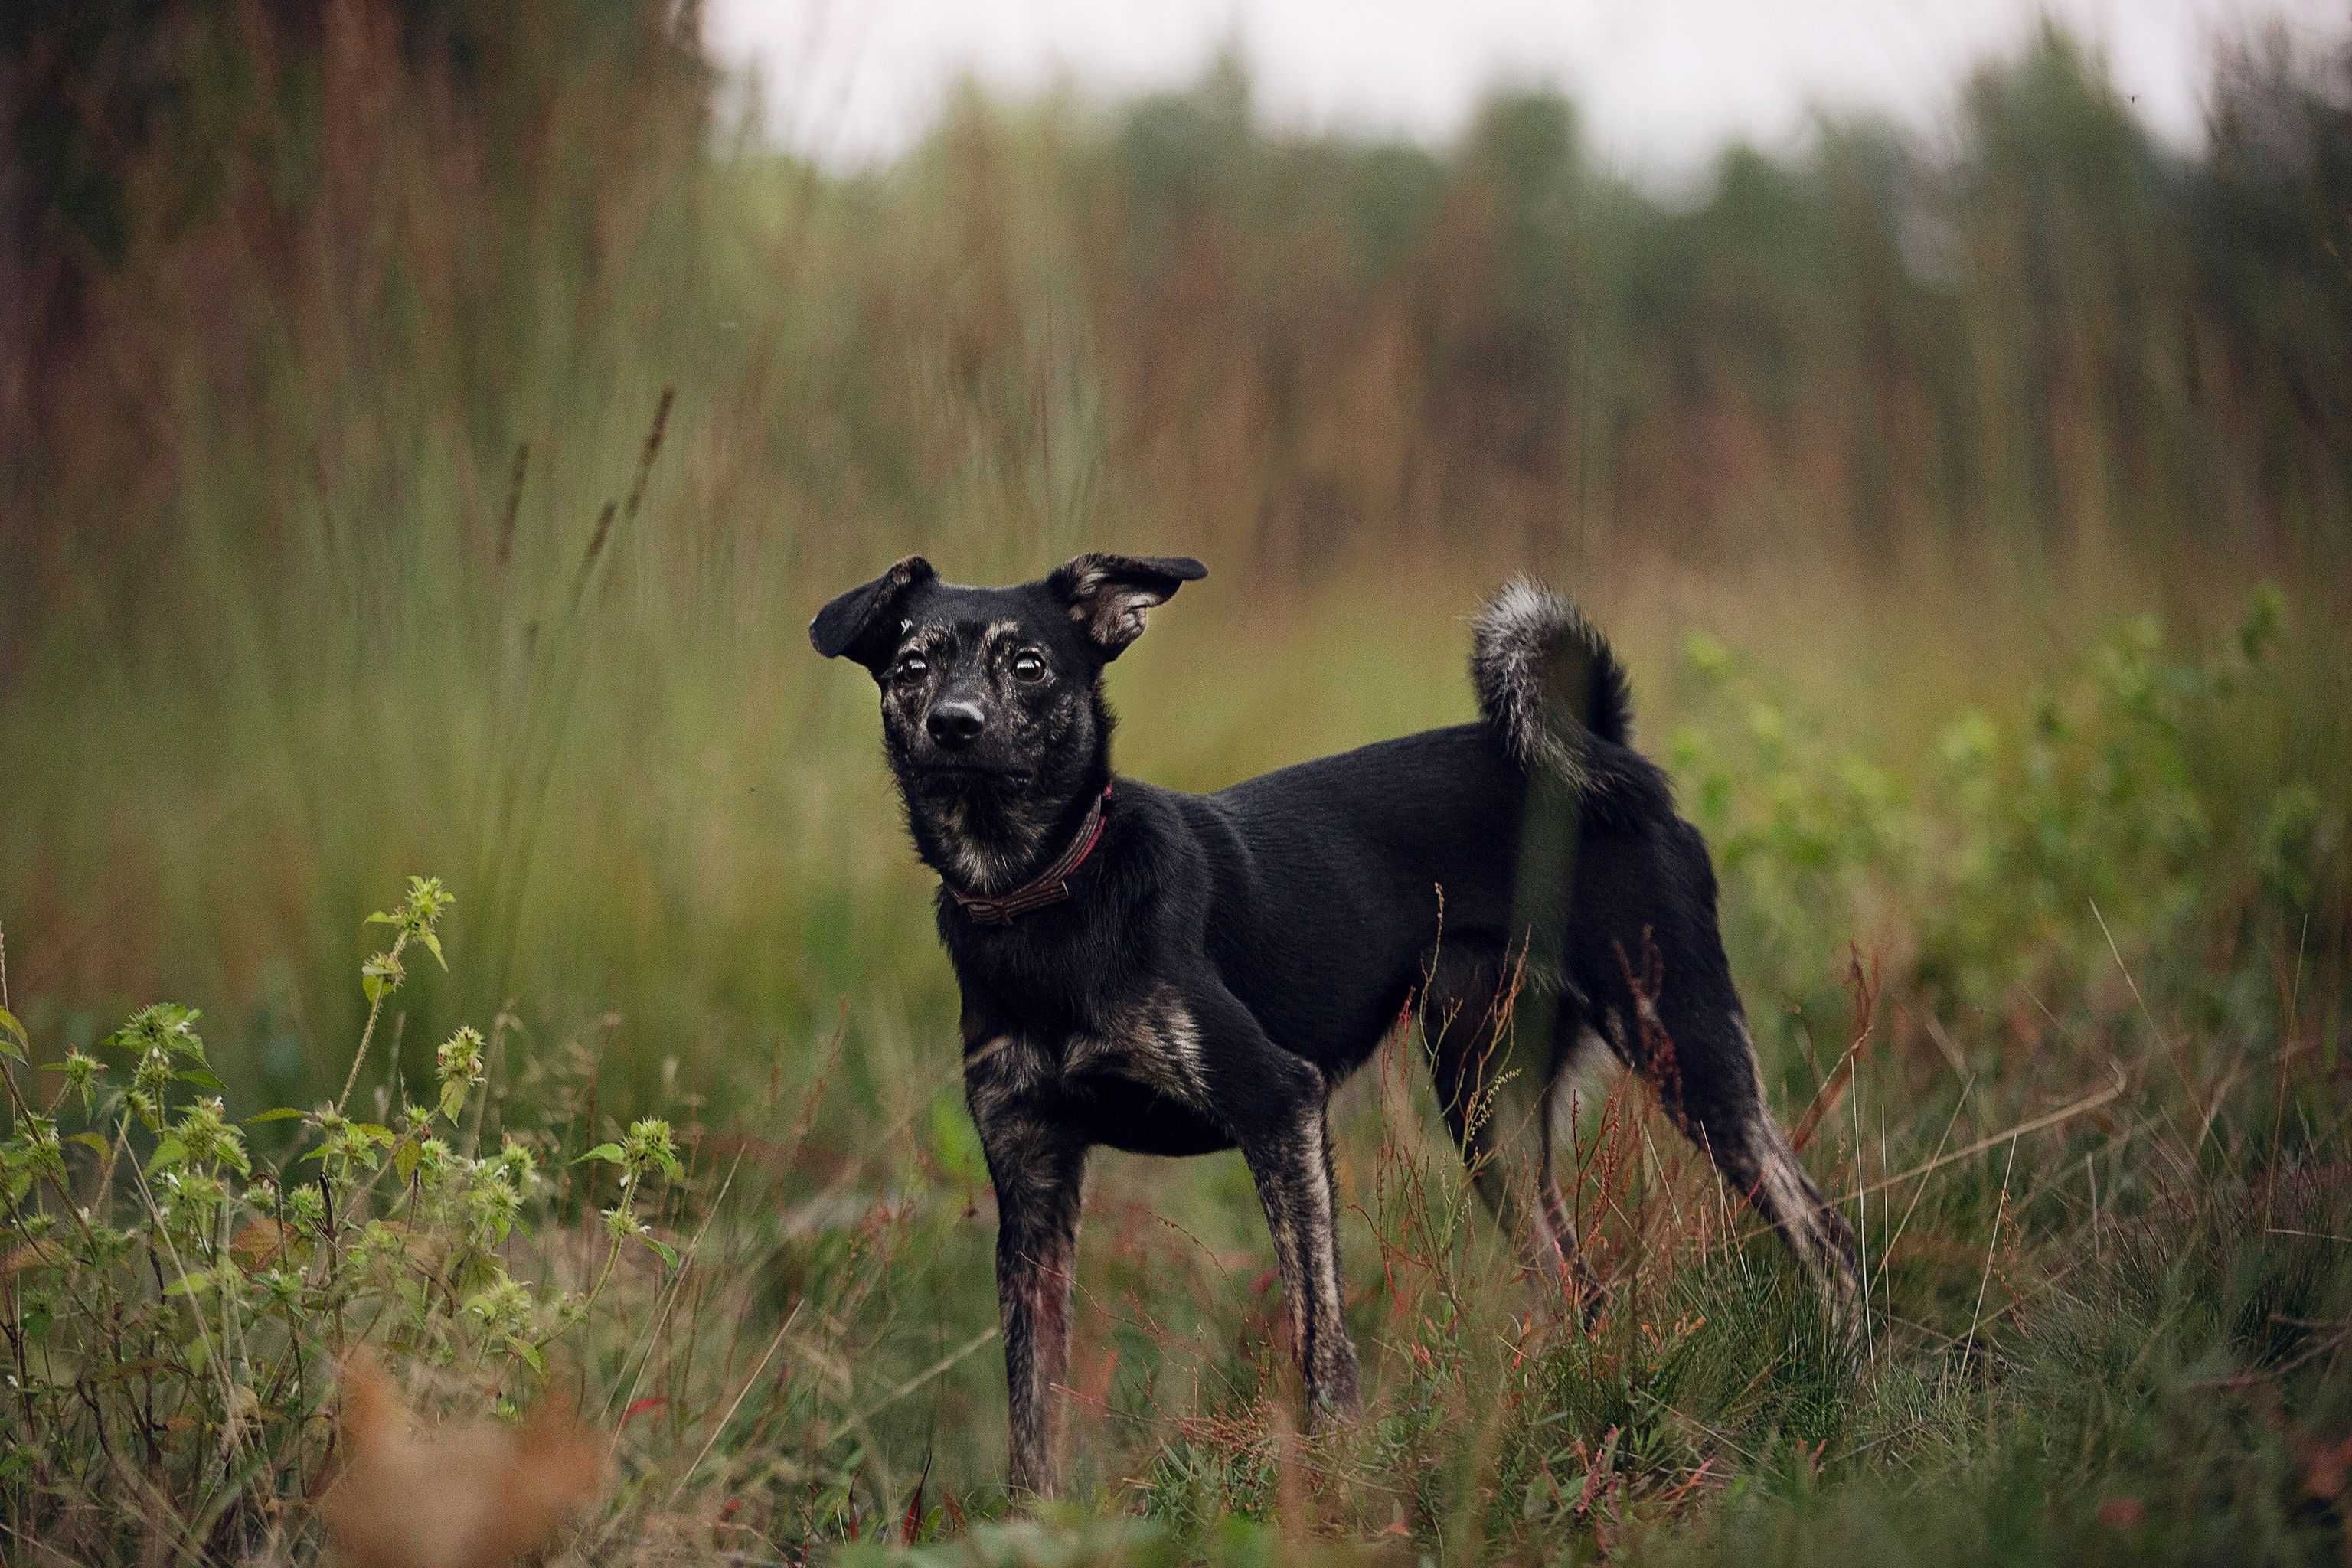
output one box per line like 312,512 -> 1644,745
0,876 -> 681,1560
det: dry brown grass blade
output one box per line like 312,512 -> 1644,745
1727,1062 -> 2127,1249
495,440 -> 529,570
818,1324 -> 1001,1448
2091,899 -> 2203,1132
623,387 -> 676,523
1842,1063 -> 2127,1208
1958,1142 -> 2018,1370
1792,947 -> 1880,1155
652,1300 -> 802,1521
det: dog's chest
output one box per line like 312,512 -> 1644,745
968,988 -> 1209,1114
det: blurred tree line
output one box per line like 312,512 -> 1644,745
2,0 -> 707,361
3,5 -> 2348,670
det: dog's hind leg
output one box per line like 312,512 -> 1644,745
1684,1054 -> 1861,1329
1702,1025 -> 1862,1327
1423,991 -> 1517,1220
1422,956 -> 1598,1309
1591,942 -> 1861,1328
1532,1049 -> 1605,1315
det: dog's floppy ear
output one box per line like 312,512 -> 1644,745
810,556 -> 937,668
1047,553 -> 1207,660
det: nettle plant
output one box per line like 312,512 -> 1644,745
0,876 -> 681,1556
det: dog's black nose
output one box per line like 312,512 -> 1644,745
927,701 -> 985,748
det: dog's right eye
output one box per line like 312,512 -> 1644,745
893,654 -> 929,683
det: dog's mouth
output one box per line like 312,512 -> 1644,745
910,760 -> 1036,790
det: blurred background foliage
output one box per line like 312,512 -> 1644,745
2,1 -> 2347,1110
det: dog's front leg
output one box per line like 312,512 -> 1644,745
1237,1090 -> 1361,1423
972,1104 -> 1088,1498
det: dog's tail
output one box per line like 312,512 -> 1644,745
1469,578 -> 1634,794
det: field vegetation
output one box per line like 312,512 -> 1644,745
3,4 -> 2350,1562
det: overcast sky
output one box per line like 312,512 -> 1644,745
707,0 -> 2347,188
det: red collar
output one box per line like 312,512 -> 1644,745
949,784 -> 1113,926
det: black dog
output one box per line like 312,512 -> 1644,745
812,554 -> 1859,1496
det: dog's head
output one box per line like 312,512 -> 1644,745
811,553 -> 1206,888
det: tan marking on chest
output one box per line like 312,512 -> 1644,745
1062,989 -> 1209,1105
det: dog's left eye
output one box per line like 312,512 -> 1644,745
1011,651 -> 1047,683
